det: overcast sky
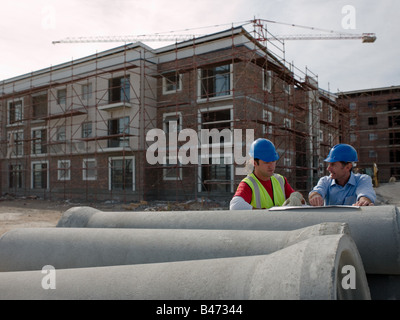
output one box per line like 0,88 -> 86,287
1,0 -> 398,93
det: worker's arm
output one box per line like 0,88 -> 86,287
230,181 -> 254,210
354,196 -> 374,206
308,177 -> 329,206
308,192 -> 324,206
355,174 -> 376,206
229,196 -> 253,210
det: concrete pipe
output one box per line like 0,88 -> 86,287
56,205 -> 400,275
0,222 -> 348,272
0,234 -> 371,300
367,275 -> 400,300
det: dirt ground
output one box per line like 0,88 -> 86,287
0,182 -> 399,237
0,199 -> 65,237
0,196 -> 228,237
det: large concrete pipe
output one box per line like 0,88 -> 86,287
0,234 -> 371,300
0,223 -> 348,272
56,205 -> 400,275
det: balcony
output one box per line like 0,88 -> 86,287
98,101 -> 132,111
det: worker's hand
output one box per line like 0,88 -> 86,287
309,193 -> 324,206
283,192 -> 306,206
353,197 -> 374,206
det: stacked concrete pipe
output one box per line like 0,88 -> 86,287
4,205 -> 400,299
0,231 -> 370,300
55,205 -> 400,299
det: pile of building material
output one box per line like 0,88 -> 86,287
0,205 -> 399,300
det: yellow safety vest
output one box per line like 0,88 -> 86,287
243,173 -> 286,209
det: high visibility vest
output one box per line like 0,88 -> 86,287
243,173 -> 286,209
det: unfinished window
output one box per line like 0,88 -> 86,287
369,150 -> 377,158
201,109 -> 231,131
388,99 -> 400,111
368,101 -> 377,109
8,131 -> 24,157
32,93 -> 48,119
201,155 -> 232,192
108,116 -> 130,148
349,102 -> 357,110
201,108 -> 232,144
9,164 -> 23,189
82,83 -> 92,101
57,160 -> 71,181
83,159 -> 97,181
57,126 -> 66,141
263,70 -> 272,92
369,133 -> 378,141
263,110 -> 273,135
109,76 -> 130,103
318,162 -> 325,176
389,116 -> 400,127
57,89 -> 66,105
283,118 -> 292,129
162,112 -> 183,181
199,64 -> 231,99
284,157 -> 292,173
318,101 -> 323,113
109,157 -> 134,191
82,121 -> 93,138
162,72 -> 182,94
284,82 -> 291,95
328,133 -> 333,146
328,106 -> 333,122
31,161 -> 48,189
8,99 -> 23,125
163,113 -> 182,134
390,150 -> 400,163
368,117 -> 378,125
163,157 -> 182,181
199,107 -> 233,193
389,132 -> 400,145
32,128 -> 47,154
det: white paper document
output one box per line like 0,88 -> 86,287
268,205 -> 361,211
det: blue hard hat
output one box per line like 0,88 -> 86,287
324,144 -> 358,162
249,138 -> 279,162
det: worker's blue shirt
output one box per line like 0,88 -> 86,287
309,172 -> 376,205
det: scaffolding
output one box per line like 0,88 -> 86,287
0,23 -> 350,203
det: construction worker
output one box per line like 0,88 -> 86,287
230,138 -> 296,210
309,144 -> 376,206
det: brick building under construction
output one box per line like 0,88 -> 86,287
0,25 -> 351,203
338,86 -> 400,184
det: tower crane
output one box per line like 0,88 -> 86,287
52,18 -> 376,44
